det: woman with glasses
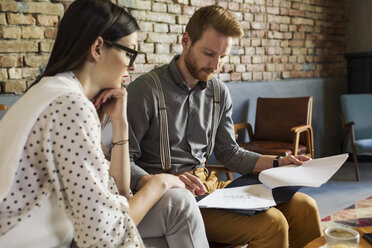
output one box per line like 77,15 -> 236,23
0,0 -> 207,247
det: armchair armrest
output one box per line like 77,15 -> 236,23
234,122 -> 254,141
340,114 -> 357,154
290,124 -> 314,158
344,121 -> 356,129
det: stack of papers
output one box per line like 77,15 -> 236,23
198,154 -> 349,211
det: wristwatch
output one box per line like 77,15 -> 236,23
273,155 -> 281,168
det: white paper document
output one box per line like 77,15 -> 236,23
258,153 -> 349,189
198,184 -> 276,210
197,154 -> 349,210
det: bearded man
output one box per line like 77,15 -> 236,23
126,5 -> 322,248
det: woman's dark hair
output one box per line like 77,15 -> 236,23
29,0 -> 139,88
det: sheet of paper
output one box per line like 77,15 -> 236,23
258,153 -> 349,189
197,184 -> 276,210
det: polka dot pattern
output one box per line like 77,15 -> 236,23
0,93 -> 143,247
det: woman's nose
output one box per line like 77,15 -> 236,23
128,62 -> 136,71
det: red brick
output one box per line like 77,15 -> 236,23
22,68 -> 40,79
190,0 -> 215,7
228,2 -> 240,11
22,26 -> 44,39
168,4 -> 181,14
0,13 -> 6,25
22,2 -> 64,15
230,72 -> 241,81
280,8 -> 289,15
0,40 -> 38,53
24,55 -> 49,67
36,15 -> 58,27
263,72 -> 273,80
289,40 -> 305,47
7,13 -> 35,25
218,73 -> 230,82
0,26 -> 21,39
252,72 -> 263,81
0,55 -> 23,67
40,40 -> 54,52
241,56 -> 251,64
247,64 -> 265,71
8,68 -> 22,79
2,80 -> 27,93
0,68 -> 8,81
44,28 -> 57,39
0,1 -> 17,12
182,6 -> 195,15
242,72 -> 252,81
223,64 -> 234,73
152,2 -> 167,12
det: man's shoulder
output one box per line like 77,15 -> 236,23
210,76 -> 230,94
130,65 -> 169,87
127,64 -> 170,99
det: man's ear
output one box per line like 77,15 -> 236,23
89,37 -> 104,62
181,32 -> 192,50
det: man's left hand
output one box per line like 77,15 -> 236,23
178,172 -> 206,196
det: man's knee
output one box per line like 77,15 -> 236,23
291,192 -> 319,215
262,208 -> 289,233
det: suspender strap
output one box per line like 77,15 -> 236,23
205,78 -> 220,164
148,71 -> 171,173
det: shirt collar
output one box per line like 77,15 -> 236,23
168,55 -> 208,91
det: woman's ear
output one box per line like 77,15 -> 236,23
89,37 -> 104,62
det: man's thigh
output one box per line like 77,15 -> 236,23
201,207 -> 288,247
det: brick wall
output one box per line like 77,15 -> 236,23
0,0 -> 349,94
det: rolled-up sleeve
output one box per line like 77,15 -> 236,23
213,84 -> 261,175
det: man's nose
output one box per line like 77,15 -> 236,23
210,57 -> 220,70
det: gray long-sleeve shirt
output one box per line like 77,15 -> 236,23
127,55 -> 261,189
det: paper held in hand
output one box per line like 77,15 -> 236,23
197,153 -> 349,211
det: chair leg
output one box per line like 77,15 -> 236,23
352,152 -> 360,181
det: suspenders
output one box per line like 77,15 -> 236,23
148,71 -> 172,173
147,71 -> 221,172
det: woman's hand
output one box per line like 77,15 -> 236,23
152,174 -> 186,190
94,87 -> 127,125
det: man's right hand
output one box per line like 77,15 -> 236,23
178,172 -> 206,196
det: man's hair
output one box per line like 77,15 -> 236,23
185,5 -> 243,44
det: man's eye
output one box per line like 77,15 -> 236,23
126,53 -> 132,58
205,52 -> 213,56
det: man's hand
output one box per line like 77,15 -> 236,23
279,155 -> 311,167
178,172 -> 206,196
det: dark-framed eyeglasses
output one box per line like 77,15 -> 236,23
104,40 -> 138,67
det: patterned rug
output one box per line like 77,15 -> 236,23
321,196 -> 372,229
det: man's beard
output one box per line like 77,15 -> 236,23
184,47 -> 217,82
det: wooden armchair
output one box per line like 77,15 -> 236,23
340,94 -> 372,181
234,97 -> 314,158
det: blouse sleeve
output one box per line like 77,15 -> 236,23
43,93 -> 143,248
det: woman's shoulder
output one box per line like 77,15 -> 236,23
47,92 -> 97,121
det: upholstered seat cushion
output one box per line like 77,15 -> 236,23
347,138 -> 372,155
238,141 -> 308,156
